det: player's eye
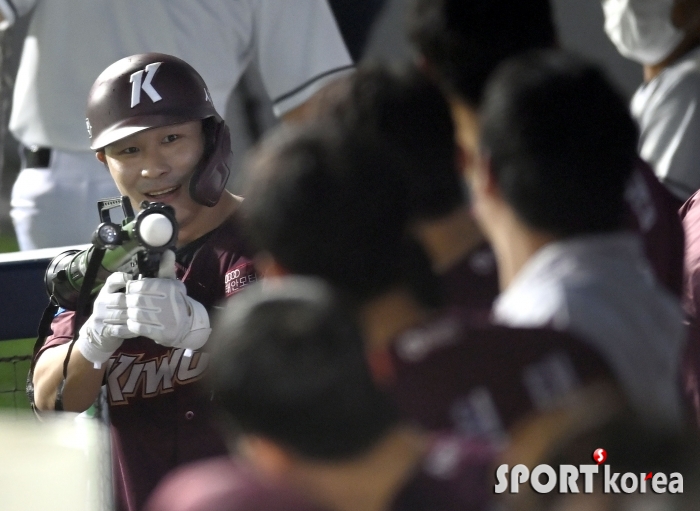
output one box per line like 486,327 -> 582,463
120,146 -> 139,155
163,134 -> 180,143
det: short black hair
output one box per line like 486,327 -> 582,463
208,277 -> 398,460
409,0 -> 556,106
242,122 -> 441,304
327,64 -> 464,219
479,50 -> 638,237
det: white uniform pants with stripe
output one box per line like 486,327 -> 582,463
10,148 -> 120,250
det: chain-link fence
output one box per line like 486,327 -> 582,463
0,340 -> 33,412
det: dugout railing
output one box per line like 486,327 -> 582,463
0,244 -> 89,409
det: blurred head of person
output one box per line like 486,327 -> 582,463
207,276 -> 400,469
241,122 -> 442,309
408,0 -> 557,107
407,0 -> 557,187
472,50 -> 638,246
316,63 -> 485,273
325,64 -> 464,221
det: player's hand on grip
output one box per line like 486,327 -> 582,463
77,272 -> 138,368
125,250 -> 211,351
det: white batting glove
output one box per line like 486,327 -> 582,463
76,272 -> 138,368
125,250 -> 211,351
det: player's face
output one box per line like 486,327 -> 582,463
99,120 -> 206,233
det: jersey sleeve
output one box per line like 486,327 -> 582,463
37,309 -> 76,357
0,0 -> 36,30
250,0 -> 354,116
681,191 -> 700,341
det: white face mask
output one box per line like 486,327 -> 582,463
602,0 -> 685,65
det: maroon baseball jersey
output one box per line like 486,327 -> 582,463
144,457 -> 322,511
439,241 -> 499,318
624,157 -> 684,297
39,212 -> 259,511
391,435 -> 496,511
377,309 -> 614,439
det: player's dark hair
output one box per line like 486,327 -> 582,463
242,122 -> 442,305
408,0 -> 556,106
208,277 -> 398,460
479,50 -> 638,237
328,64 -> 464,219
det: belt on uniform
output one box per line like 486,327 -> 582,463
23,146 -> 52,168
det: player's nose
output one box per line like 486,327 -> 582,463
140,150 -> 171,178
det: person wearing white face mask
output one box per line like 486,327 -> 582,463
603,0 -> 700,200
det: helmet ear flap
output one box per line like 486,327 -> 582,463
189,119 -> 232,207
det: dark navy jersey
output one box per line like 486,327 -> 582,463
379,309 -> 615,440
40,212 -> 259,511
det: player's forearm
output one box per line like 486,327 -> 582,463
32,343 -> 106,412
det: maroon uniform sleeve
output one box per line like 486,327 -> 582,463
679,191 -> 700,428
680,190 -> 700,327
34,309 -> 77,359
144,457 -> 322,511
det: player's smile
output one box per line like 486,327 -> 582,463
144,184 -> 182,202
143,184 -> 189,205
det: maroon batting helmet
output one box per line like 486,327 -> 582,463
86,53 -> 231,207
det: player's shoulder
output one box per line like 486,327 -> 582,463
144,457 -> 320,511
42,307 -> 78,348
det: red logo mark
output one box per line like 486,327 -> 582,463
645,472 -> 653,480
592,448 -> 607,465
